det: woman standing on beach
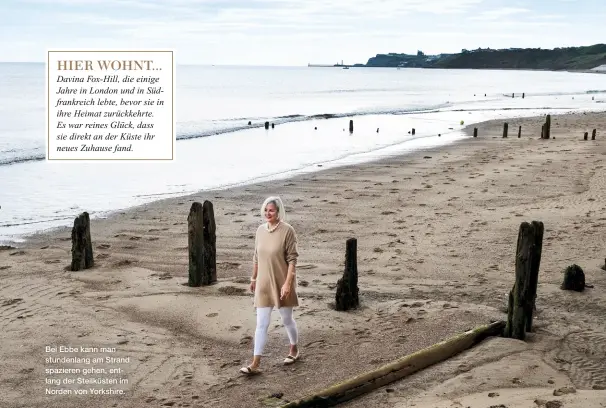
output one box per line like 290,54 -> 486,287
240,196 -> 300,375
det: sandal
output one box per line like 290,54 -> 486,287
239,366 -> 261,375
283,351 -> 300,365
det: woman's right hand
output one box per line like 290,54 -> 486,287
249,280 -> 256,293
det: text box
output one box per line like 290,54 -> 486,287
46,50 -> 174,161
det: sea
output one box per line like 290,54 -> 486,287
1,63 -> 605,243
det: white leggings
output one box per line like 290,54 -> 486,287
253,307 -> 298,356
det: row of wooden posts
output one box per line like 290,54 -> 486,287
70,201 -> 547,340
258,119 -> 421,137
472,114 -> 598,140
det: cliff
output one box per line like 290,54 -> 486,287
365,44 -> 606,71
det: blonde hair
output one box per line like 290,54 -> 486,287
260,196 -> 286,221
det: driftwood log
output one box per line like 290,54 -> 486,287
70,212 -> 94,271
504,221 -> 544,340
279,321 -> 505,408
335,238 -> 359,311
188,201 -> 217,286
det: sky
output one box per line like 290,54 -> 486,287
1,0 -> 604,66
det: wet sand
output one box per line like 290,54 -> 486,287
1,112 -> 605,408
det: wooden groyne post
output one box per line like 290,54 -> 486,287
504,221 -> 544,340
70,212 -> 94,271
188,200 -> 217,286
264,121 -> 269,130
518,126 -> 522,138
335,238 -> 359,311
592,129 -> 596,140
349,120 -> 354,133
584,132 -> 588,141
412,128 -> 416,135
522,93 -> 525,99
473,127 -> 478,138
561,264 -> 585,292
543,115 -> 551,139
503,122 -> 508,138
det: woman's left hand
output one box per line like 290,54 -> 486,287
280,281 -> 292,300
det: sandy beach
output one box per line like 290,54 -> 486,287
1,111 -> 605,408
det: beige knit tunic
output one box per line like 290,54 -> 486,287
253,221 -> 299,308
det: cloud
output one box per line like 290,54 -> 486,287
1,0 -> 605,65
469,7 -> 529,21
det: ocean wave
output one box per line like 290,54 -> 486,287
0,103 -> 453,166
167,103 -> 452,140
0,152 -> 46,166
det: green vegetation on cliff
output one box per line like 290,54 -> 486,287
364,44 -> 606,70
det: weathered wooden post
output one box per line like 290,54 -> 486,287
503,122 -> 508,138
335,238 -> 359,311
188,201 -> 217,286
70,212 -> 94,271
544,115 -> 551,139
504,221 -> 544,340
271,123 -> 275,129
592,129 -> 596,140
412,128 -> 416,135
248,121 -> 252,125
473,128 -> 478,138
561,265 -> 585,292
203,200 -> 217,284
526,221 -> 543,332
522,93 -> 525,99
188,202 -> 204,287
541,124 -> 545,139
512,93 -> 514,98
349,120 -> 354,133
518,126 -> 522,138
264,121 -> 269,129
584,132 -> 588,141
